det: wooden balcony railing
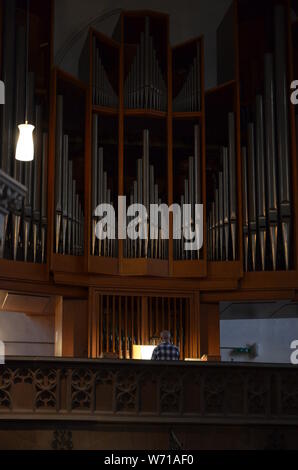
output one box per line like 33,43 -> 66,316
0,358 -> 297,424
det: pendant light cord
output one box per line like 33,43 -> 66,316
25,0 -> 30,124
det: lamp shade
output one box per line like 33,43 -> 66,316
15,123 -> 35,162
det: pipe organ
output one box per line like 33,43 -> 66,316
124,128 -> 168,260
207,113 -> 237,262
94,293 -> 191,359
173,41 -> 201,113
92,37 -> 118,108
207,1 -> 294,273
0,2 -> 298,366
240,4 -> 292,272
0,2 -> 49,264
124,16 -> 167,111
54,95 -> 84,257
173,124 -> 202,261
91,114 -> 117,258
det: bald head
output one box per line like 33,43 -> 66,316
160,330 -> 171,342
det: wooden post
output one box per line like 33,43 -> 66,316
187,293 -> 200,359
199,302 -> 221,361
54,296 -> 63,357
193,292 -> 200,358
63,299 -> 88,357
88,287 -> 97,358
168,20 -> 173,276
141,296 -> 149,344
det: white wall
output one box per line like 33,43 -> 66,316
0,312 -> 54,356
54,0 -> 232,89
220,318 -> 298,364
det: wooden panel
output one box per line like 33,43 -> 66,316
3,358 -> 298,432
124,109 -> 167,118
200,37 -> 208,267
63,299 -> 88,357
62,302 -> 74,357
88,287 -> 96,358
234,0 -> 244,274
121,259 -> 169,276
1,293 -> 51,315
208,261 -> 242,279
173,260 -> 206,278
51,254 -> 84,273
168,41 -> 173,276
88,256 -> 118,275
172,111 -> 202,119
199,302 -> 220,360
54,296 -> 63,357
241,271 -> 298,290
0,259 -> 48,282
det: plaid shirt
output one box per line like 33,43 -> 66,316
151,341 -> 180,361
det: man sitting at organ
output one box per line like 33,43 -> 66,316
151,330 -> 180,361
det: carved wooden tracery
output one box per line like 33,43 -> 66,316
0,360 -> 297,424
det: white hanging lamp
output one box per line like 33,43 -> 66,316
15,0 -> 35,162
